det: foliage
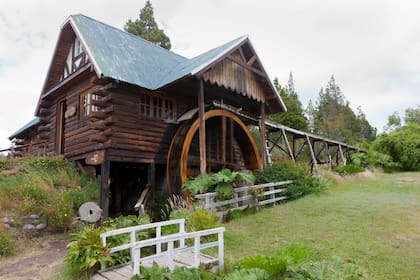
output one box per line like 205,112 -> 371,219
372,123 -> 420,171
124,0 -> 171,50
131,263 -> 216,280
287,256 -> 368,279
224,268 -> 270,280
334,164 -> 365,175
269,75 -> 309,131
384,111 -> 402,132
0,227 -> 14,257
182,169 -> 255,200
238,253 -> 289,277
254,161 -> 327,199
66,215 -> 152,276
306,75 -> 376,144
44,191 -> 73,230
0,159 -> 11,171
162,208 -> 191,235
187,209 -> 220,232
147,190 -> 170,222
404,105 -> 420,124
65,226 -> 111,276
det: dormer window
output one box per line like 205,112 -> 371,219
61,37 -> 89,81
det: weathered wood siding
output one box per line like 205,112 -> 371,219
105,87 -> 178,164
202,57 -> 266,103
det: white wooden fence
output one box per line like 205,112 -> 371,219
99,219 -> 225,276
194,180 -> 293,215
132,227 -> 225,275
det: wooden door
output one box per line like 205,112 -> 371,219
56,99 -> 66,154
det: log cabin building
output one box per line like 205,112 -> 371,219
9,14 -> 286,219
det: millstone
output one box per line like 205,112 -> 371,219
79,202 -> 102,223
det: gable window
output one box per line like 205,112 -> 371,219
61,37 -> 89,81
80,93 -> 99,117
140,94 -> 176,121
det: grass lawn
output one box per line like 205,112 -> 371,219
223,172 -> 420,279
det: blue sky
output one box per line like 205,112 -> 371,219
0,0 -> 419,149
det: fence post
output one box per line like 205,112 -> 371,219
194,236 -> 200,268
233,191 -> 239,208
133,247 -> 141,276
218,231 -> 224,270
167,241 -> 175,271
180,220 -> 185,248
130,231 -> 136,261
269,185 -> 275,205
156,225 -> 161,254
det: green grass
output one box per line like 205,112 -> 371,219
223,172 -> 420,279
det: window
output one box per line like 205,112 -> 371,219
60,37 -> 89,81
140,94 -> 175,121
81,93 -> 99,117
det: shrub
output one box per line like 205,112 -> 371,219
186,209 -> 220,232
182,169 -> 255,200
66,226 -> 112,276
162,208 -> 191,235
0,227 -> 14,257
44,192 -> 73,231
287,256 -> 368,279
238,254 -> 289,277
0,159 -> 11,171
132,264 -> 205,280
334,164 -> 365,175
224,268 -> 270,280
254,161 -> 328,199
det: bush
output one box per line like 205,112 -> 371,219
162,209 -> 191,235
131,263 -> 211,280
66,226 -> 111,276
0,159 -> 11,171
224,268 -> 270,280
238,254 -> 289,277
254,161 -> 328,199
182,169 -> 255,200
187,209 -> 220,232
0,227 -> 14,257
44,192 -> 74,231
334,164 -> 365,175
287,256 -> 368,279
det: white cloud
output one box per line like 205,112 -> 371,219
0,0 -> 419,149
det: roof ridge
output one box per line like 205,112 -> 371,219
70,14 -> 187,60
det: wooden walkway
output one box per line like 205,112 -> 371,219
92,219 -> 225,279
93,252 -> 217,280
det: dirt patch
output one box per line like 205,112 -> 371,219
0,239 -> 67,280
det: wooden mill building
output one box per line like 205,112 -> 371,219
9,14 -> 286,218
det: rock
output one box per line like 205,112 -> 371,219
8,227 -> 17,235
32,219 -> 41,225
35,223 -> 47,231
30,214 -> 40,220
23,224 -> 36,233
2,217 -> 9,224
3,223 -> 10,230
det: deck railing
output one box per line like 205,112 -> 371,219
100,219 -> 186,268
194,180 -> 294,215
132,227 -> 225,275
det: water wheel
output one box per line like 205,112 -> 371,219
167,109 -> 261,196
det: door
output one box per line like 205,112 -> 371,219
56,99 -> 66,154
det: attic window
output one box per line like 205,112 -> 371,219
140,94 -> 176,121
60,37 -> 89,81
80,93 -> 99,117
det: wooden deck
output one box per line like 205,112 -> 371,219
92,252 -> 217,280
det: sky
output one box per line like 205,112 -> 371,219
0,0 -> 419,149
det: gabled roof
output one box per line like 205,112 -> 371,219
9,118 -> 40,140
40,14 -> 286,111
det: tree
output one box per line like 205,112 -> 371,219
404,105 -> 420,124
124,1 -> 172,50
384,111 -> 401,132
269,75 -> 309,131
311,75 -> 376,144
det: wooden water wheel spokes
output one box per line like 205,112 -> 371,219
167,109 -> 261,195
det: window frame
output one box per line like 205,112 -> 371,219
80,92 -> 99,119
140,93 -> 176,122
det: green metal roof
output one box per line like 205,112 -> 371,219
70,14 -> 248,90
9,118 -> 40,140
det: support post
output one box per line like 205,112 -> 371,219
281,129 -> 295,162
229,118 -> 234,163
260,103 -> 268,167
221,116 -> 226,168
198,79 -> 207,174
338,144 -> 346,166
100,158 -> 110,220
305,135 -> 319,175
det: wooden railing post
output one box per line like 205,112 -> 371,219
218,231 -> 224,270
156,226 -> 162,254
133,247 -> 140,276
194,236 -> 200,268
180,221 -> 185,248
167,241 -> 175,271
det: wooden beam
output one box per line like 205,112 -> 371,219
260,103 -> 268,167
305,135 -> 319,174
221,116 -> 226,168
281,129 -> 295,162
229,119 -> 234,163
198,78 -> 207,174
100,159 -> 110,220
338,144 -> 346,166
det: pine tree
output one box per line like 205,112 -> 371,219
269,75 -> 308,131
124,1 -> 172,50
